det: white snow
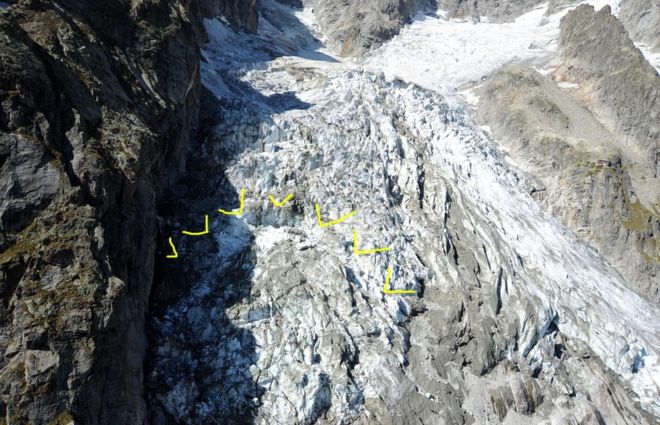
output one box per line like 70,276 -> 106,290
362,0 -> 651,97
557,81 -> 579,89
256,226 -> 292,252
363,5 -> 563,93
635,42 -> 660,72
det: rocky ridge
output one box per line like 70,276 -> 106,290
0,0 -> 255,423
296,0 -> 436,56
437,0 -> 545,22
557,5 -> 659,180
476,4 -> 659,302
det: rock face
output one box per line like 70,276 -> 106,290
0,0 -> 256,423
557,5 -> 659,179
301,0 -> 435,56
618,0 -> 660,50
436,0 -> 545,22
476,64 -> 659,303
475,4 -> 659,303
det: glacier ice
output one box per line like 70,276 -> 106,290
148,1 -> 660,423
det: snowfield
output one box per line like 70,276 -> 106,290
364,0 -> 658,94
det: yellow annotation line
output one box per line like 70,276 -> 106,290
182,215 -> 210,236
383,266 -> 416,295
315,203 -> 356,228
353,230 -> 391,255
269,194 -> 294,207
166,237 -> 179,259
218,188 -> 246,216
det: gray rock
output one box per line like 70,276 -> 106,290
437,0 -> 546,22
0,0 -> 258,423
616,0 -> 659,50
557,5 -> 659,178
302,0 -> 435,56
24,350 -> 59,386
0,134 -> 61,235
476,64 -> 659,303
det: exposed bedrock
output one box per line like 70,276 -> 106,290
0,0 -> 256,423
299,0 -> 437,56
475,4 -> 659,303
557,5 -> 659,180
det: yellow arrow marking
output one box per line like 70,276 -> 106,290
182,214 -> 210,236
269,194 -> 295,207
383,266 -> 416,295
218,188 -> 246,216
353,230 -> 391,255
166,237 -> 179,259
315,203 -> 356,228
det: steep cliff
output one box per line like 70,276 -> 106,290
0,0 -> 256,423
557,5 -> 659,180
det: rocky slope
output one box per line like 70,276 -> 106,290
618,0 -> 660,51
437,0 -> 544,21
476,5 -> 659,302
557,5 -> 659,180
300,0 -> 436,56
0,0 -> 255,423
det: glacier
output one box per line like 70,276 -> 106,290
147,0 -> 660,423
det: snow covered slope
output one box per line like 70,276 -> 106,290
148,0 -> 660,423
363,0 -> 658,93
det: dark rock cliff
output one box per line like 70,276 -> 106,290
0,0 -> 256,423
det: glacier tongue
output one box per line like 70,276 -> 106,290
148,2 -> 660,423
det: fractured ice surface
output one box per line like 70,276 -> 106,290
149,1 -> 660,422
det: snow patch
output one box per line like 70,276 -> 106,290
635,42 -> 660,72
256,226 -> 292,252
362,0 -> 631,96
557,81 -> 579,89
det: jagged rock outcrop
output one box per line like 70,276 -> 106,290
300,0 -> 435,56
557,4 -> 659,179
0,0 -> 256,423
437,0 -> 545,22
546,0 -> 659,57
